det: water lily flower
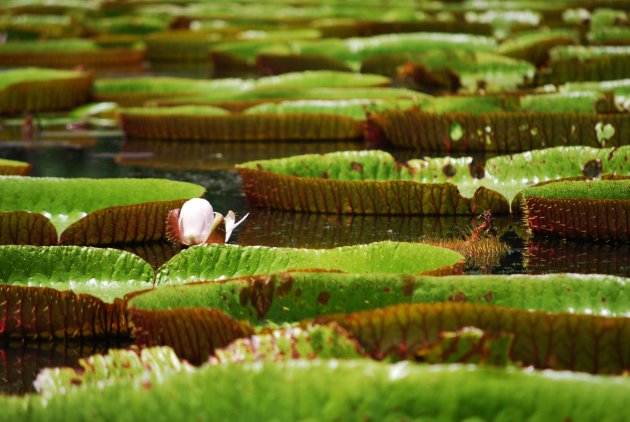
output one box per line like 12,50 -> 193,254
167,198 -> 249,246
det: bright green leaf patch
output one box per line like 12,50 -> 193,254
8,359 -> 630,421
0,176 -> 204,234
0,246 -> 153,302
0,67 -> 86,90
155,241 -> 464,285
121,105 -> 230,117
523,179 -> 630,200
130,272 -> 630,322
237,146 -> 630,207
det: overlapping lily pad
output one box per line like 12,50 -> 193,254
0,246 -> 153,339
236,147 -> 630,215
367,102 -> 630,151
0,68 -> 92,114
6,357 -> 630,420
524,179 -> 630,241
0,39 -> 145,70
0,177 -> 205,245
128,271 -> 629,362
94,71 -> 391,106
156,241 -> 465,285
542,45 -> 630,83
0,158 -> 31,175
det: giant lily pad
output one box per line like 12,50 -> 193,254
0,68 -> 92,114
93,71 -> 391,106
128,271 -> 627,362
317,301 -> 630,374
0,177 -> 205,245
498,28 -> 579,66
120,105 -> 363,141
0,246 -> 154,339
236,147 -> 630,215
523,179 -> 630,241
9,359 -> 630,421
367,106 -> 630,152
541,46 -> 630,83
156,241 -> 465,285
0,158 -> 31,176
360,49 -> 536,93
0,39 -> 145,70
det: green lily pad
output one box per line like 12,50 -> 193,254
498,28 -> 579,65
318,301 -> 630,374
361,49 -> 535,93
0,245 -> 154,339
292,32 -> 497,71
156,241 -> 465,285
0,39 -> 144,69
94,71 -> 391,106
131,269 -> 630,362
120,107 -> 363,141
523,179 -> 630,241
236,147 -> 630,214
244,98 -> 416,120
0,68 -> 92,114
0,177 -> 205,245
368,105 -> 630,151
543,46 -> 630,83
0,158 -> 31,176
12,358 -> 630,420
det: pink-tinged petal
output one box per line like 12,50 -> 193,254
224,210 -> 249,243
204,212 -> 226,244
165,208 -> 182,244
178,198 -> 215,246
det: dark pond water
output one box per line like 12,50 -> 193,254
0,119 -> 628,394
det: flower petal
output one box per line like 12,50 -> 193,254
178,198 -> 215,246
224,210 -> 249,243
204,212 -> 226,244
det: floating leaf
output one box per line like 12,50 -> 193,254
0,246 -> 154,339
6,359 -> 630,420
213,323 -> 364,364
0,39 -> 144,70
35,347 -> 191,397
316,302 -> 630,374
155,242 -> 464,286
0,177 -> 205,245
498,29 -> 579,66
415,327 -> 514,366
120,108 -> 362,142
128,271 -> 630,362
0,68 -> 92,114
95,71 -> 390,106
130,308 -> 254,364
367,108 -> 630,151
524,179 -> 630,241
236,147 -> 630,214
361,49 -> 535,93
543,46 -> 630,83
0,158 -> 31,175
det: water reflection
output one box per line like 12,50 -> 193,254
117,139 -> 362,170
237,210 -> 514,248
526,237 -> 630,277
0,340 -> 132,395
